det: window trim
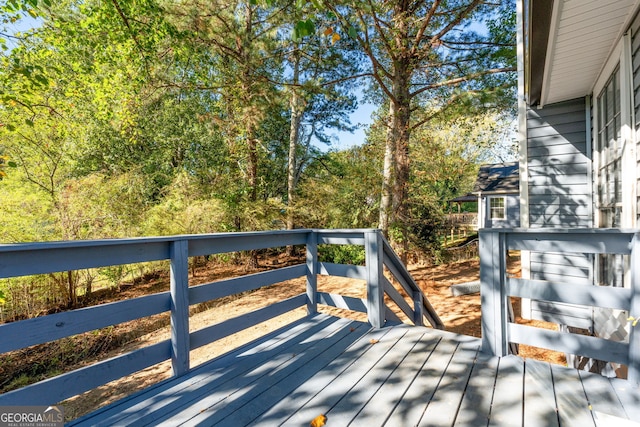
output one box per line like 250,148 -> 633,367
592,31 -> 636,229
489,196 -> 506,220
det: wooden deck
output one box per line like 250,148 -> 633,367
70,314 -> 640,427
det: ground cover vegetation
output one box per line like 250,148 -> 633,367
0,0 -> 515,321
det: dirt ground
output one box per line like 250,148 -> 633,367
6,254 -> 566,421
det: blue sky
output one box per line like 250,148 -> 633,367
332,101 -> 376,149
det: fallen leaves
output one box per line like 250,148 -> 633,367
370,339 -> 379,344
310,414 -> 327,427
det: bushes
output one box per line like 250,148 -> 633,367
318,244 -> 365,265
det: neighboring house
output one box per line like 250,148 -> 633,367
518,0 -> 640,374
473,162 -> 520,229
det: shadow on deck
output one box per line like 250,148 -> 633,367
2,228 -> 640,426
69,313 -> 640,426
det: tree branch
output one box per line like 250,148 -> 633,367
430,0 -> 483,44
108,0 -> 150,75
410,66 -> 515,97
411,0 -> 440,54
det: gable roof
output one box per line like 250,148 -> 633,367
449,193 -> 477,203
473,162 -> 520,194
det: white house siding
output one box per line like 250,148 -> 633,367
526,98 -> 594,329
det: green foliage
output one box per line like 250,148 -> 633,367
318,244 -> 365,265
98,265 -> 127,288
0,171 -> 55,242
142,172 -> 229,235
0,0 -> 516,321
406,202 -> 444,254
292,19 -> 315,41
0,154 -> 16,180
55,172 -> 151,239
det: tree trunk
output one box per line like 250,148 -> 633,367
287,50 -> 304,232
379,99 -> 396,238
389,65 -> 412,262
67,270 -> 77,308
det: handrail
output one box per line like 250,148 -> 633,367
0,228 -> 443,406
380,235 -> 444,329
479,228 -> 640,387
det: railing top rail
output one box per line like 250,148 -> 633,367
0,229 -> 382,253
478,227 -> 640,235
0,229 -> 384,279
380,235 -> 445,329
0,229 -> 318,253
479,228 -> 640,255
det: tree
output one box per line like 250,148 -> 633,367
163,0 -> 283,205
282,14 -> 361,233
322,0 -> 516,257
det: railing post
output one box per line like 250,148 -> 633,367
480,229 -> 508,356
413,291 -> 424,327
365,230 -> 384,328
306,231 -> 318,315
170,239 -> 190,376
629,233 -> 640,387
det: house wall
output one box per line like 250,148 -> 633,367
526,98 -> 592,227
632,13 -> 640,224
525,98 -> 594,329
480,194 -> 520,228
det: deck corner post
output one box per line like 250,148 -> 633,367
628,233 -> 640,387
306,231 -> 318,315
170,239 -> 190,377
366,230 -> 385,328
480,229 -> 508,357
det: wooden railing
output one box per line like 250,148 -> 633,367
445,213 -> 478,227
480,228 -> 640,386
0,229 -> 442,406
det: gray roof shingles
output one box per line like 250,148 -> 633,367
472,162 -> 519,194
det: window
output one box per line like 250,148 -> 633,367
596,65 -> 624,287
597,66 -> 622,229
489,197 -> 505,220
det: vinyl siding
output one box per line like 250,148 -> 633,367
480,194 -> 520,228
526,98 -> 594,329
632,11 -> 640,222
526,98 -> 592,228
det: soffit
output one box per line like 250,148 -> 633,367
540,0 -> 638,106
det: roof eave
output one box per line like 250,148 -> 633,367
526,0 -> 554,107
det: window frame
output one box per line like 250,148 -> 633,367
489,196 -> 506,220
592,32 -> 635,230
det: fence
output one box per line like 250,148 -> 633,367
479,228 -> 640,386
0,229 -> 443,405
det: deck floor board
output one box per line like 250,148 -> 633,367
453,353 -> 499,426
353,332 -> 440,427
523,358 -> 560,427
248,326 -> 396,426
488,355 -> 524,427
69,314 -> 640,427
551,362 -> 596,427
282,324 -> 410,426
418,339 -> 480,426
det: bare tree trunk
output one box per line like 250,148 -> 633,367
379,99 -> 395,239
287,50 -> 304,232
389,65 -> 412,262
